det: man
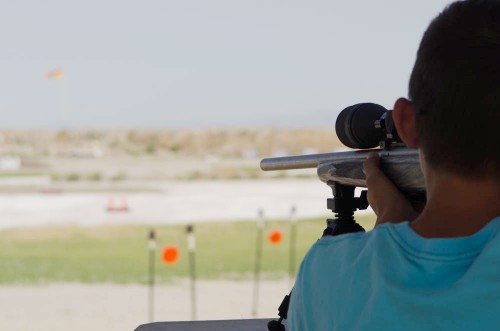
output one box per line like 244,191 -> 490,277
288,0 -> 500,330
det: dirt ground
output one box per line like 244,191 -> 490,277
0,279 -> 293,331
0,179 -> 336,229
0,179 -> 373,229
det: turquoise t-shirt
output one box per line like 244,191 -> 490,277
288,217 -> 500,331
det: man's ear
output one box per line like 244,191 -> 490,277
392,98 -> 419,148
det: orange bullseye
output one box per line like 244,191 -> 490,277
268,229 -> 283,245
162,246 -> 179,265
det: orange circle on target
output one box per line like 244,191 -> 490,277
268,229 -> 283,245
162,246 -> 179,265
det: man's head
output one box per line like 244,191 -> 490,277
400,0 -> 500,179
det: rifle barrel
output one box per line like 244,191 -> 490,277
260,148 -> 418,171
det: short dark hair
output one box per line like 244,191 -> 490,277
409,0 -> 500,179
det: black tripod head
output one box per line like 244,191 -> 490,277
323,182 -> 368,237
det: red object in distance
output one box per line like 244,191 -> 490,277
162,246 -> 180,265
268,229 -> 283,245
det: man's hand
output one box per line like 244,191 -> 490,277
363,152 -> 420,226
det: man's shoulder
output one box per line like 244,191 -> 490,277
300,218 -> 500,281
311,222 -> 399,252
301,223 -> 401,273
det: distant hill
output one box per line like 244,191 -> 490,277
0,129 -> 347,184
0,128 -> 344,158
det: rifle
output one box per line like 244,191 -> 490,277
261,147 -> 424,195
261,102 -> 426,213
264,103 -> 425,331
261,102 -> 425,192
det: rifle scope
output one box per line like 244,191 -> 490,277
335,103 -> 402,149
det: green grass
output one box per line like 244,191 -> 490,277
0,215 -> 375,284
0,172 -> 44,177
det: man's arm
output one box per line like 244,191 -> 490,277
363,152 -> 421,226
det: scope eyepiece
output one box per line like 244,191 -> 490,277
335,103 -> 402,149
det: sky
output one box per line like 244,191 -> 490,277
0,0 -> 455,129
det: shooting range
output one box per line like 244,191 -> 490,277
0,0 -> 457,330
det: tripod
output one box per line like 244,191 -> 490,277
267,182 -> 368,331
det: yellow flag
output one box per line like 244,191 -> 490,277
46,68 -> 64,80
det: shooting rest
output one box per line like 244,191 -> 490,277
135,318 -> 276,331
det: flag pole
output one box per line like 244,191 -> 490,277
45,68 -> 66,128
288,205 -> 298,287
252,209 -> 265,317
148,229 -> 156,322
186,225 -> 197,321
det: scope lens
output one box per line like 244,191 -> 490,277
335,103 -> 388,149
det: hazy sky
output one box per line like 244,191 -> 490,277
1,0 -> 455,129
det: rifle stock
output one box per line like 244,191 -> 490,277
260,148 -> 425,195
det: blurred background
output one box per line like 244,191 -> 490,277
0,0 -> 453,330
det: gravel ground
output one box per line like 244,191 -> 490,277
0,279 -> 293,331
0,179 -> 332,229
0,179 -> 372,229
